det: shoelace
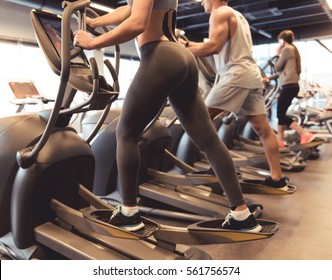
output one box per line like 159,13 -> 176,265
110,205 -> 122,220
222,213 -> 232,226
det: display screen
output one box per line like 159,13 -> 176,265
9,81 -> 40,99
38,13 -> 88,66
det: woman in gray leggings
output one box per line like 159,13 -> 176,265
74,0 -> 261,232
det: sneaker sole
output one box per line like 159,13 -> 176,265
276,185 -> 289,192
245,179 -> 290,191
120,222 -> 145,232
242,224 -> 262,233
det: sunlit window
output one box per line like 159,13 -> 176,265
1,37 -> 332,117
253,39 -> 332,88
0,41 -> 139,116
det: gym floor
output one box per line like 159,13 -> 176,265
196,142 -> 332,260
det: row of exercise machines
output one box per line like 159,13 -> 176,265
0,0 -> 325,260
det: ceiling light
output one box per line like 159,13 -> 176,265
258,29 -> 272,39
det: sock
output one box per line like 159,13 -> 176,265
121,205 -> 139,216
231,208 -> 251,221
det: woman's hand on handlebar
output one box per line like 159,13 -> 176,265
73,30 -> 94,50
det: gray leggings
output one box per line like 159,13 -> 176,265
116,41 -> 245,208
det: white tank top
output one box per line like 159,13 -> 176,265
213,7 -> 263,89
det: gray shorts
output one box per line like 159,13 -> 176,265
205,84 -> 267,116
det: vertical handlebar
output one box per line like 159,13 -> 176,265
16,0 -> 91,168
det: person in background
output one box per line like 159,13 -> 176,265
264,29 -> 314,147
183,0 -> 289,190
74,0 -> 262,232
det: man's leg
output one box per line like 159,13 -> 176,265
248,114 -> 282,180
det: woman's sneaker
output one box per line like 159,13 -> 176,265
300,132 -> 315,144
261,176 -> 289,191
108,205 -> 145,232
221,213 -> 262,232
278,140 -> 286,148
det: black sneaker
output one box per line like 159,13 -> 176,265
221,213 -> 262,232
261,176 -> 289,191
108,206 -> 145,232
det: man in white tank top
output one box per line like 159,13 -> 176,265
184,0 -> 289,190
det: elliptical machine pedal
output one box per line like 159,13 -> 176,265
239,180 -> 297,195
84,209 -> 160,239
187,218 -> 279,241
80,184 -> 161,239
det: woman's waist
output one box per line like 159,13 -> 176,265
137,35 -> 170,49
279,76 -> 300,86
281,83 -> 299,88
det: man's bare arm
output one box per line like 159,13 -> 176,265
187,8 -> 230,57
